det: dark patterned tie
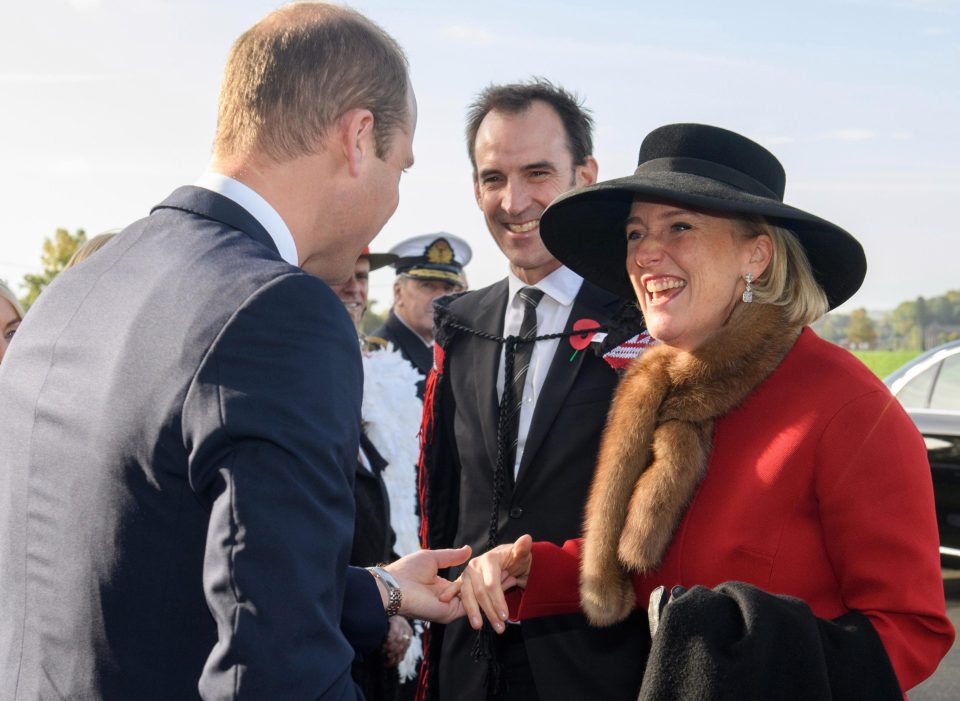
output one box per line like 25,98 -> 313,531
505,286 -> 544,470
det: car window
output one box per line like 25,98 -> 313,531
896,362 -> 939,408
929,353 -> 960,411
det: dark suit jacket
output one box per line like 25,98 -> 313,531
351,433 -> 398,701
0,186 -> 385,700
352,432 -> 395,568
372,310 -> 432,398
423,278 -> 648,701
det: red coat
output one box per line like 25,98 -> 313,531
509,329 -> 954,692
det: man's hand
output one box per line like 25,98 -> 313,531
378,546 -> 471,624
382,615 -> 413,667
439,534 -> 533,633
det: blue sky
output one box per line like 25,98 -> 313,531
1,0 -> 957,313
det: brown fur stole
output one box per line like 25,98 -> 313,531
580,302 -> 801,626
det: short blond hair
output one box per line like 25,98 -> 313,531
739,216 -> 829,326
65,232 -> 117,269
0,280 -> 24,320
214,2 -> 410,163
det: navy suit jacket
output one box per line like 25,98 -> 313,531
0,186 -> 385,700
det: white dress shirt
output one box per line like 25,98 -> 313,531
194,171 -> 299,266
497,266 -> 584,478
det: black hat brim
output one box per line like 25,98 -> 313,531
540,172 -> 866,310
364,253 -> 398,271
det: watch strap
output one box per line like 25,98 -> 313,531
368,565 -> 402,617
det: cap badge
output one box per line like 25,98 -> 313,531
426,239 -> 454,265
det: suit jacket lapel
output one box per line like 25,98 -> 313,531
465,280 -> 509,477
152,186 -> 281,259
515,281 -> 624,486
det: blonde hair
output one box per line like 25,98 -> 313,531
214,2 -> 410,163
0,280 -> 24,320
739,216 -> 829,326
65,232 -> 117,269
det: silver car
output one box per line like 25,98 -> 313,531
885,339 -> 960,560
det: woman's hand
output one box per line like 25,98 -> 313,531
441,534 -> 534,633
382,615 -> 413,667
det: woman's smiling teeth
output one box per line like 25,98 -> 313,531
645,277 -> 687,301
505,220 -> 539,234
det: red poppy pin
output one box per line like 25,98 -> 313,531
568,318 -> 601,361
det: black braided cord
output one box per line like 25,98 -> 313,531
444,321 -> 605,699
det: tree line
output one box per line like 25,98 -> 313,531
813,290 -> 960,351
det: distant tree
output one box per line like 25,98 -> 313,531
20,228 -> 87,309
890,300 -> 919,350
360,298 -> 389,336
845,308 -> 877,348
915,296 -> 928,350
945,290 -> 960,321
820,289 -> 960,352
928,296 -> 951,324
812,312 -> 850,344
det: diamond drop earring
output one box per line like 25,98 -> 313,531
742,273 -> 754,303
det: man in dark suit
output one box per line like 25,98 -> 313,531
0,4 -> 467,700
418,80 -> 649,700
371,233 -> 471,398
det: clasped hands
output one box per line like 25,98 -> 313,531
376,535 -> 534,631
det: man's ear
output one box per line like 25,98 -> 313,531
393,278 -> 403,306
338,108 -> 376,178
575,155 -> 599,187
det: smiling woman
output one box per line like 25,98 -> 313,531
450,123 -> 954,697
624,203 -> 772,351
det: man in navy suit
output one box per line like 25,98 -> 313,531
0,4 -> 467,700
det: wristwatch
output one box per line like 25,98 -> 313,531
368,565 -> 402,617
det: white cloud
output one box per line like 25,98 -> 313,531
441,24 -> 495,46
68,0 -> 103,9
790,176 -> 960,193
51,159 -> 93,176
821,129 -> 877,141
922,25 -> 950,34
844,0 -> 958,12
760,135 -> 795,146
897,0 -> 958,9
0,73 -> 108,83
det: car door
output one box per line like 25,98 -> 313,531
902,352 -> 960,556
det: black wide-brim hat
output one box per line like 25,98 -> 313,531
540,123 -> 866,310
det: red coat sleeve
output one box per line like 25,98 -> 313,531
508,540 -> 584,620
505,540 -> 651,620
813,389 -> 954,690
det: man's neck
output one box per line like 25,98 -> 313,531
393,309 -> 432,345
509,260 -> 562,286
210,150 -> 345,270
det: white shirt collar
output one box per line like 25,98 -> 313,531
507,265 -> 583,307
194,171 -> 300,267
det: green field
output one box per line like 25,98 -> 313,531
850,350 -> 921,380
